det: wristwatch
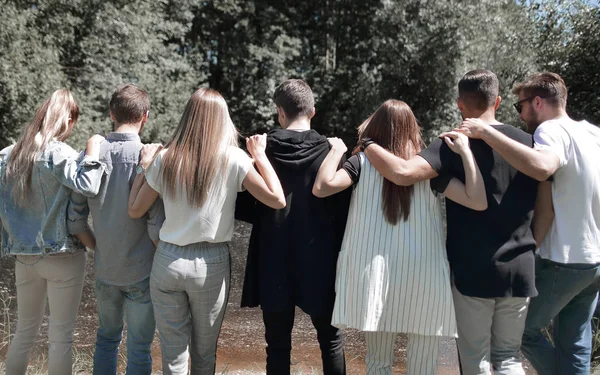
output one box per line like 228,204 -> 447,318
360,138 -> 376,152
136,164 -> 146,175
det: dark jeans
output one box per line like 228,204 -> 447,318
262,309 -> 346,375
521,257 -> 600,375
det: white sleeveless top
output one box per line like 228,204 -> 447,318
332,153 -> 457,337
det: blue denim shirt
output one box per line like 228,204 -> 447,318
86,132 -> 165,285
0,141 -> 105,257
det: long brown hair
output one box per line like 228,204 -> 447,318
5,89 -> 79,205
160,87 -> 239,207
357,100 -> 424,225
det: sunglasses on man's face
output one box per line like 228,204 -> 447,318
513,95 -> 547,114
513,96 -> 534,114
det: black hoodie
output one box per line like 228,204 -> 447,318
238,128 -> 351,315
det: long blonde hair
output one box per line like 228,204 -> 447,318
5,89 -> 79,205
355,100 -> 424,224
160,87 -> 239,207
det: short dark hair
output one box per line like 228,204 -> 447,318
512,72 -> 567,109
273,79 -> 314,120
109,84 -> 150,125
458,69 -> 500,111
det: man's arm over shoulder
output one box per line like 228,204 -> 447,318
458,119 -> 561,181
363,143 -> 438,186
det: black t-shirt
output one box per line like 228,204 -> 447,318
342,154 -> 361,184
419,124 -> 539,298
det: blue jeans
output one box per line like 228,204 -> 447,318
521,257 -> 600,375
93,278 -> 156,375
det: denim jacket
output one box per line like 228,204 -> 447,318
0,141 -> 105,257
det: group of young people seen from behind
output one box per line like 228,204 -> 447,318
0,69 -> 598,375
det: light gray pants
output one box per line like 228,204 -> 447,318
150,241 -> 230,375
364,331 -> 440,375
5,251 -> 86,375
452,285 -> 529,375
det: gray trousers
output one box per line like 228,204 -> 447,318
453,285 -> 529,375
150,241 -> 230,375
5,251 -> 86,375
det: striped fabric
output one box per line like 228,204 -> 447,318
332,153 -> 457,337
365,331 -> 440,375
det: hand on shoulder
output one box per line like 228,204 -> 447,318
87,134 -> 106,146
85,134 -> 106,158
441,131 -> 470,156
246,134 -> 267,158
327,137 -> 347,153
140,143 -> 163,169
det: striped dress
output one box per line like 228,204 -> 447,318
332,153 -> 457,337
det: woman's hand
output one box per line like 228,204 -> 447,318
443,131 -> 470,156
85,134 -> 105,158
87,134 -> 105,146
328,137 -> 347,154
246,134 -> 267,158
140,143 -> 163,170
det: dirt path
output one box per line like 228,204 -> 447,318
0,221 -> 535,374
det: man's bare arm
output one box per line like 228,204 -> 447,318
455,119 -> 560,181
363,144 -> 437,186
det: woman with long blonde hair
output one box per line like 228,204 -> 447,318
128,87 -> 285,374
313,99 -> 487,374
0,89 -> 105,375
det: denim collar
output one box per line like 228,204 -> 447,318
107,132 -> 141,142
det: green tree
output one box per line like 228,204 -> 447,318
534,0 -> 600,124
0,1 -> 67,148
69,0 -> 201,147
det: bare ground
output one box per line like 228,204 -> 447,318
0,221 -> 536,374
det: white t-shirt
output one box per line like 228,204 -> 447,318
145,146 -> 253,246
534,118 -> 600,264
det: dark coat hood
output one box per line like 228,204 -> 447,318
266,129 -> 330,170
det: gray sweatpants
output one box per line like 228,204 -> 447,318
453,285 -> 529,375
150,241 -> 230,375
5,251 -> 86,375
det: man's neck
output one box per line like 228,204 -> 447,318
478,113 -> 502,125
462,108 -> 501,125
541,108 -> 570,123
114,123 -> 141,134
283,117 -> 311,131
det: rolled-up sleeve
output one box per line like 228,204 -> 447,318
67,191 -> 90,235
49,145 -> 106,197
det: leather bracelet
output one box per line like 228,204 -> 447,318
360,138 -> 376,152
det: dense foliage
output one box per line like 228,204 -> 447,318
0,0 -> 598,150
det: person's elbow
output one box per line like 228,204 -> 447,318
530,154 -> 559,181
274,198 -> 286,209
532,166 -> 554,182
267,196 -> 286,209
128,205 -> 145,219
312,182 -> 330,198
472,199 -> 488,211
76,181 -> 101,197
